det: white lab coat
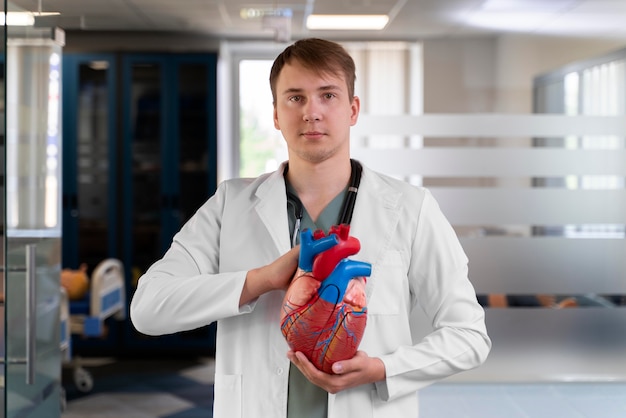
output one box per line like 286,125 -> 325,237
130,162 -> 491,418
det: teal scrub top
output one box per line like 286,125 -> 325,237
286,184 -> 347,418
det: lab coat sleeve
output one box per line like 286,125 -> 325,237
375,190 -> 491,401
130,180 -> 256,336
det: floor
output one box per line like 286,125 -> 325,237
62,357 -> 215,418
61,358 -> 626,418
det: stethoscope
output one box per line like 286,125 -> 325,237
285,159 -> 363,248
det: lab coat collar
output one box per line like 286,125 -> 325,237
348,163 -> 402,244
253,162 -> 292,254
251,161 -> 403,260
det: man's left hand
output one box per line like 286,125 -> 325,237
287,350 -> 386,394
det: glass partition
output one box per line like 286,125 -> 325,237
351,112 -> 626,382
1,2 -> 7,417
3,25 -> 64,417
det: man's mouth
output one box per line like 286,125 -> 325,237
302,131 -> 324,139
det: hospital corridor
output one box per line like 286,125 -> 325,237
2,0 -> 626,417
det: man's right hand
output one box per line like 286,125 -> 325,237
239,246 -> 300,306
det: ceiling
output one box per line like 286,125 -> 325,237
8,0 -> 626,42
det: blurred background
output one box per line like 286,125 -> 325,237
2,0 -> 626,417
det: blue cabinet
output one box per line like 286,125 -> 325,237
62,53 -> 118,271
121,53 -> 218,353
62,52 -> 218,355
62,53 -> 121,355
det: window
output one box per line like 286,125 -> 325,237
227,41 -> 423,179
238,59 -> 286,177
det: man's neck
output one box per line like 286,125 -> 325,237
285,158 -> 352,222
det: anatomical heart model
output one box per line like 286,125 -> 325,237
280,224 -> 372,374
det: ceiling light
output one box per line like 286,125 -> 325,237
240,7 -> 292,20
306,14 -> 389,30
1,12 -> 36,26
34,12 -> 61,17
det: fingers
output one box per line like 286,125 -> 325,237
331,350 -> 366,375
289,351 -> 319,377
332,361 -> 345,374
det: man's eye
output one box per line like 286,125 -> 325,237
290,96 -> 302,102
324,93 -> 335,99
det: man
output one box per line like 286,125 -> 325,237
131,38 -> 491,418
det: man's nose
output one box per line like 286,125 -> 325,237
303,101 -> 322,122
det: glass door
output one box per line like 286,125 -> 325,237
3,27 -> 64,417
1,4 -> 6,417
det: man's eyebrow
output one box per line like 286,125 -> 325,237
318,84 -> 342,92
281,87 -> 303,96
280,85 -> 342,95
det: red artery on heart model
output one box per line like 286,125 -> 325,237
280,224 -> 372,374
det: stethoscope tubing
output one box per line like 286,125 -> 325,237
285,159 -> 363,247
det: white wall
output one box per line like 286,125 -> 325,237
423,34 -> 625,114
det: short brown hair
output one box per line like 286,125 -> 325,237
269,38 -> 356,104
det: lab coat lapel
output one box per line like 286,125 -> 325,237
253,166 -> 292,255
348,165 -> 402,299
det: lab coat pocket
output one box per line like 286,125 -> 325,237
370,388 -> 418,418
213,374 -> 242,418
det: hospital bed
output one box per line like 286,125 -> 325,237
60,258 -> 126,393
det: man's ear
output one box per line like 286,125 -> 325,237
350,96 -> 361,126
273,106 -> 280,130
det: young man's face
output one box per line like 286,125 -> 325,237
273,61 -> 360,165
